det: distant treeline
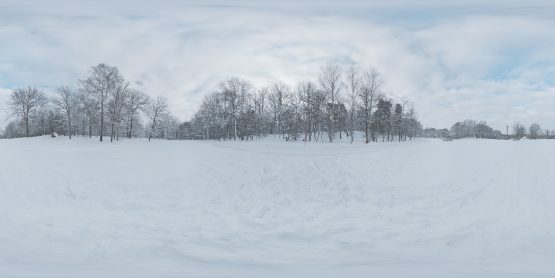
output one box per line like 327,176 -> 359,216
423,120 -> 555,140
2,63 -> 424,143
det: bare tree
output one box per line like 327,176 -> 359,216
529,123 -> 542,139
8,87 -> 47,138
77,88 -> 99,138
253,87 -> 269,138
359,68 -> 382,143
346,65 -> 360,143
218,78 -> 252,141
513,122 -> 527,139
126,89 -> 150,139
319,64 -> 342,142
108,81 -> 130,142
405,105 -> 421,140
80,64 -> 123,142
161,114 -> 180,140
269,81 -> 290,138
297,81 -> 317,141
146,97 -> 169,141
54,86 -> 76,139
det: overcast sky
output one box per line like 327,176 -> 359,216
1,0 -> 555,131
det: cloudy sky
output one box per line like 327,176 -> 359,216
1,0 -> 555,131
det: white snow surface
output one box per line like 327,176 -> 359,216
1,136 -> 554,277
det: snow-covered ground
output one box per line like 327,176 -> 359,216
1,136 -> 554,277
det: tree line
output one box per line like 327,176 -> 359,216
423,120 -> 555,140
511,122 -> 554,139
3,64 -> 178,141
2,63 -> 424,143
178,64 -> 422,143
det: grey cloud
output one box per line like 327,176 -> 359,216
1,0 -> 555,131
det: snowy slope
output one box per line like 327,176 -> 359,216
1,137 -> 554,277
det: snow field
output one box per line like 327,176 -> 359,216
1,137 -> 554,277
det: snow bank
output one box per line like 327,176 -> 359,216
1,137 -> 554,277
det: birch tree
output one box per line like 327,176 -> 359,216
346,66 -> 360,143
108,81 -> 130,142
319,64 -> 342,142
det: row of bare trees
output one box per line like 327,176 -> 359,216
4,64 -> 177,141
4,63 -> 423,143
422,120 -> 555,140
512,122 -> 554,139
179,64 -> 423,143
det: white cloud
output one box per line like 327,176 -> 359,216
1,0 -> 555,131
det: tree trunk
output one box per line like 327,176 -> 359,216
110,122 -> 114,142
365,125 -> 369,144
350,111 -> 354,144
25,117 -> 29,138
100,103 -> 104,142
68,112 -> 72,139
234,119 -> 237,141
128,114 -> 134,139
